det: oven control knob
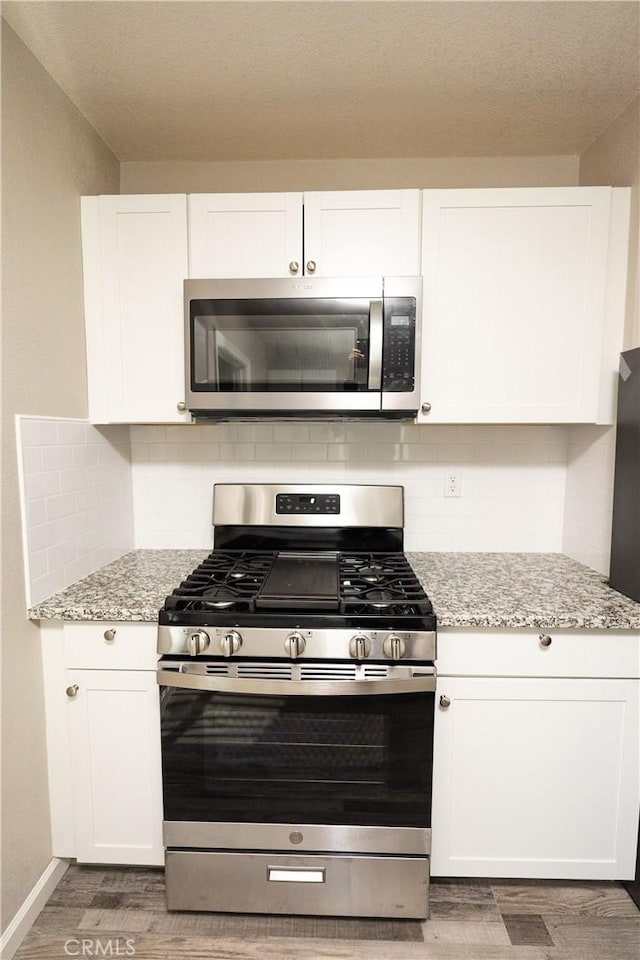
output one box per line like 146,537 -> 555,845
349,635 -> 371,660
186,630 -> 210,656
219,631 -> 242,657
383,635 -> 406,661
285,632 -> 306,659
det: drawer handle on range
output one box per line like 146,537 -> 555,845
267,867 -> 325,884
439,694 -> 451,709
66,684 -> 79,699
104,629 -> 116,642
539,634 -> 552,647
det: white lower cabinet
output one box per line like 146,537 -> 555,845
66,669 -> 163,865
41,622 -> 164,866
431,632 -> 640,880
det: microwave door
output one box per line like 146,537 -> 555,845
188,292 -> 383,413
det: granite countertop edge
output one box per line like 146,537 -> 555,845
28,549 -> 640,631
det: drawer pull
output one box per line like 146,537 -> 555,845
439,694 -> 451,709
267,867 -> 325,884
539,634 -> 552,647
66,684 -> 79,699
104,629 -> 117,642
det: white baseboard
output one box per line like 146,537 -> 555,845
1,857 -> 69,960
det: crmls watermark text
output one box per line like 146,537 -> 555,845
64,938 -> 136,956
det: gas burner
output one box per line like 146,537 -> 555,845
360,588 -> 403,608
200,586 -> 243,608
358,564 -> 394,582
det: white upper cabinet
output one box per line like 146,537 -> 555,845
82,194 -> 190,424
188,189 -> 421,279
188,193 -> 303,278
418,187 -> 630,424
303,190 -> 421,277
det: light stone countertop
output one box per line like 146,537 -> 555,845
28,549 -> 640,630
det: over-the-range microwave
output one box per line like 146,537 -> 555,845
184,276 -> 422,421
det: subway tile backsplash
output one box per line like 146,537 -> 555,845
562,425 -> 616,576
17,417 -> 134,606
130,423 -> 569,553
18,417 -> 615,606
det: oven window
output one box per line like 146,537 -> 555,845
160,689 -> 433,828
190,298 -> 371,392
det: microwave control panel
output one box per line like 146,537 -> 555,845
382,297 -> 416,392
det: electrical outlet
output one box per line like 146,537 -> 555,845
444,472 -> 461,498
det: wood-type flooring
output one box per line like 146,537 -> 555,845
13,865 -> 640,960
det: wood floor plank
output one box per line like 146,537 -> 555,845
430,879 -> 496,902
429,898 -> 503,922
420,920 -> 510,945
77,907 -> 156,933
45,866 -> 106,907
502,913 -> 554,946
491,880 -> 640,917
544,914 -> 640,953
66,935 -> 554,960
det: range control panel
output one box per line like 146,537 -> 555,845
276,493 -> 340,515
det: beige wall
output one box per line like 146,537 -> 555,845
120,154 -> 578,194
579,96 -> 640,349
0,23 -> 119,931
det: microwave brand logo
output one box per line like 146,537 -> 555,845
291,282 -> 314,291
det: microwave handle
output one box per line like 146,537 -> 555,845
368,299 -> 383,390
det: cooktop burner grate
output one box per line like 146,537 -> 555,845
161,549 -> 432,619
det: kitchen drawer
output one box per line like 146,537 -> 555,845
436,627 -> 640,679
63,622 -> 159,670
165,850 -> 428,918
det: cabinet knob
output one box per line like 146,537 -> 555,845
177,401 -> 187,412
439,694 -> 451,709
66,684 -> 79,699
421,402 -> 432,414
103,628 -> 116,642
289,261 -> 300,274
306,260 -> 317,274
539,634 -> 552,647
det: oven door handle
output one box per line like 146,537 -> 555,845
157,669 -> 436,696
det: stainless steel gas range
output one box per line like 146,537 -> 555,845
157,483 -> 436,919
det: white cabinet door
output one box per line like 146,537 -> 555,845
188,193 -> 303,278
303,190 -> 421,277
419,187 -> 620,423
82,194 -> 190,424
431,676 -> 639,880
66,669 -> 164,865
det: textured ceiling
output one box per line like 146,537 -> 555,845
3,1 -> 639,161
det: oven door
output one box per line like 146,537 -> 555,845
158,667 -> 435,857
185,278 -> 384,414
